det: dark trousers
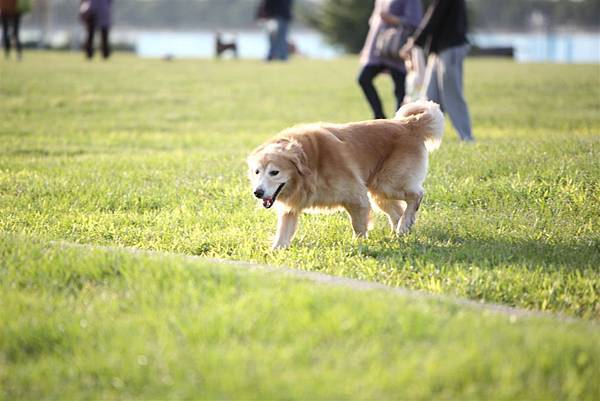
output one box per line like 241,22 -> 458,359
358,64 -> 406,119
85,16 -> 110,59
267,17 -> 289,61
1,14 -> 22,59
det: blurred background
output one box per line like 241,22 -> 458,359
13,0 -> 600,62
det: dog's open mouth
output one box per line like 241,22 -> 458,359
262,183 -> 285,209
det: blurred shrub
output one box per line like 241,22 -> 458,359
302,0 -> 373,54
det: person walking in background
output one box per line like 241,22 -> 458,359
79,0 -> 112,60
402,46 -> 426,103
257,0 -> 293,61
401,0 -> 474,141
358,0 -> 423,119
1,0 -> 30,60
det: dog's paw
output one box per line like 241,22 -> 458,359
396,225 -> 412,235
396,218 -> 415,235
352,232 -> 368,240
271,242 -> 290,250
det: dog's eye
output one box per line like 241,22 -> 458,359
255,169 -> 260,175
269,170 -> 279,176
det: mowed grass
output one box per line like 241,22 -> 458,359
1,53 -> 598,318
1,234 -> 599,400
0,53 -> 599,398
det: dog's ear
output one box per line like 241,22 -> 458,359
283,139 -> 310,176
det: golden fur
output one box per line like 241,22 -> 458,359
247,100 -> 445,249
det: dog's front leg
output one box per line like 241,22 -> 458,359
272,211 -> 299,249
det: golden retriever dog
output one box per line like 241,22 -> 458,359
247,100 -> 444,249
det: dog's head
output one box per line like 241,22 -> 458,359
247,138 -> 309,209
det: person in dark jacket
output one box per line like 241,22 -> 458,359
80,0 -> 113,59
258,0 -> 293,61
401,0 -> 474,141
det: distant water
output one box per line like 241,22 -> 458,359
135,30 -> 341,60
472,32 -> 600,63
133,29 -> 599,63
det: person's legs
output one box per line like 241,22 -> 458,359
13,14 -> 22,59
358,64 -> 387,119
422,53 -> 443,108
389,67 -> 407,111
100,27 -> 110,59
438,45 -> 474,141
274,17 -> 289,60
85,17 -> 95,59
266,19 -> 276,60
1,15 -> 10,58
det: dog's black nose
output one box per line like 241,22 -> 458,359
254,189 -> 264,199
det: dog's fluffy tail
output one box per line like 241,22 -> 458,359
394,100 -> 444,152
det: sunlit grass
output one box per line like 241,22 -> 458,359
0,52 -> 598,399
1,53 -> 598,317
1,234 -> 598,400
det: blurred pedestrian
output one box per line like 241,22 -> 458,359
79,0 -> 112,59
358,0 -> 423,119
401,0 -> 474,141
1,0 -> 30,60
257,0 -> 294,61
403,46 -> 425,103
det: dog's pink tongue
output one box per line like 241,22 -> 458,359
262,198 -> 273,208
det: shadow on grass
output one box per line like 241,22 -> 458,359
4,149 -> 87,158
351,229 -> 598,271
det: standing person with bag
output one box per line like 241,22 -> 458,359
80,0 -> 112,60
401,0 -> 475,141
1,0 -> 31,60
358,0 -> 422,119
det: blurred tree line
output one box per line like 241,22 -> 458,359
30,0 -> 600,52
32,0 -> 315,30
468,0 -> 600,31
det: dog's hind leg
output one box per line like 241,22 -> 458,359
372,194 -> 406,232
273,211 -> 299,249
397,188 -> 424,235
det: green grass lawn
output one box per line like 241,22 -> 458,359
0,53 -> 599,399
2,234 -> 599,400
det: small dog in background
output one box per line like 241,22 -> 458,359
215,32 -> 238,59
247,100 -> 445,249
287,40 -> 300,57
